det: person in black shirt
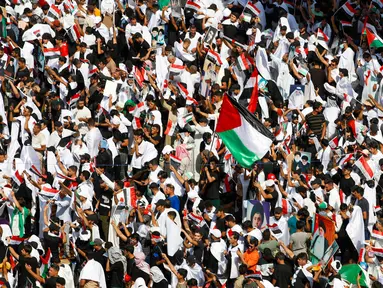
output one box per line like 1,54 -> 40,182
181,229 -> 205,264
106,246 -> 125,288
91,238 -> 107,271
96,180 -> 113,240
202,157 -> 220,208
272,252 -> 293,288
25,262 -> 60,288
42,204 -> 66,259
8,244 -> 39,288
214,207 -> 226,238
124,245 -> 150,284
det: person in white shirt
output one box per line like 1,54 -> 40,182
31,123 -> 46,165
131,129 -> 158,172
149,182 -> 166,212
73,99 -> 92,136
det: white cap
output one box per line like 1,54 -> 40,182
210,229 -> 221,238
265,179 -> 275,187
188,190 -> 198,199
162,145 -> 174,155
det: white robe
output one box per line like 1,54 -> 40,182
79,259 -> 107,288
84,127 -> 103,159
346,206 -> 365,252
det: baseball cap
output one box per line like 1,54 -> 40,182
90,238 -> 104,246
267,174 -> 276,180
162,145 -> 174,155
265,179 -> 275,187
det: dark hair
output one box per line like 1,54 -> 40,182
296,252 -> 308,261
23,244 -> 33,254
81,170 -> 90,180
225,215 -> 235,223
296,220 -> 305,230
178,268 -> 188,279
124,245 -> 134,254
262,229 -> 271,241
187,279 -> 198,286
275,252 -> 285,261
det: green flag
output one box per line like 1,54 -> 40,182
339,264 -> 369,287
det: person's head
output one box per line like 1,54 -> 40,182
165,183 -> 175,196
351,185 -> 364,200
133,129 -> 144,145
215,206 -> 225,218
56,277 -> 66,288
229,231 -> 240,246
318,221 -> 326,236
32,123 -> 42,135
247,237 -> 258,252
296,252 -> 308,267
275,251 -> 285,264
274,207 -> 283,220
187,278 -> 198,288
155,199 -> 166,212
77,98 -> 86,110
80,170 -> 90,182
225,215 -> 236,228
49,263 -> 60,277
324,177 -> 334,192
296,220 -> 305,231
21,244 -> 33,256
313,101 -> 323,113
177,268 -> 188,281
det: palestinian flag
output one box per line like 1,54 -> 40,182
47,4 -> 61,19
339,264 -> 369,287
244,1 -> 261,17
164,120 -> 177,136
373,0 -> 383,9
178,112 -> 193,127
216,96 -> 274,168
354,156 -> 374,180
185,0 -> 201,11
206,50 -> 223,66
43,47 -> 61,61
40,248 -> 52,278
365,28 -> 383,49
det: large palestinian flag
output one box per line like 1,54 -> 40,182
216,96 -> 274,168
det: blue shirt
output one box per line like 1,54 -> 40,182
169,195 -> 180,211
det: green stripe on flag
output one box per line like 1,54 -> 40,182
218,129 -> 259,168
339,264 -> 369,287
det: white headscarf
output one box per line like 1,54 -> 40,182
150,110 -> 163,136
150,266 -> 167,283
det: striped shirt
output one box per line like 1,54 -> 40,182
306,112 -> 326,136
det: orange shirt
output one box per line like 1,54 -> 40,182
243,249 -> 260,273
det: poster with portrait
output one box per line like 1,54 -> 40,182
292,151 -> 312,174
170,0 -> 182,19
203,26 -> 218,45
245,200 -> 270,230
322,241 -> 339,267
309,214 -> 336,264
151,25 -> 165,47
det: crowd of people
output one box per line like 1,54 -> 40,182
0,0 -> 383,287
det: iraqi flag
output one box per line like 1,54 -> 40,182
340,20 -> 353,28
216,96 -> 274,169
123,187 -> 137,208
39,186 -> 60,198
243,1 -> 261,17
66,25 -> 81,43
164,120 -> 177,136
43,47 -> 61,61
317,28 -> 329,42
354,156 -> 374,180
185,0 -> 201,11
170,154 -> 182,170
237,53 -> 251,71
177,82 -> 189,98
12,170 -> 24,186
169,64 -> 185,75
338,153 -> 353,167
335,1 -> 357,21
9,236 -> 27,245
67,92 -> 80,107
347,119 -> 367,144
238,68 -> 258,111
365,28 -> 383,49
206,50 -> 223,66
47,4 -> 61,19
329,136 -> 339,149
132,117 -> 142,130
30,165 -> 47,179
